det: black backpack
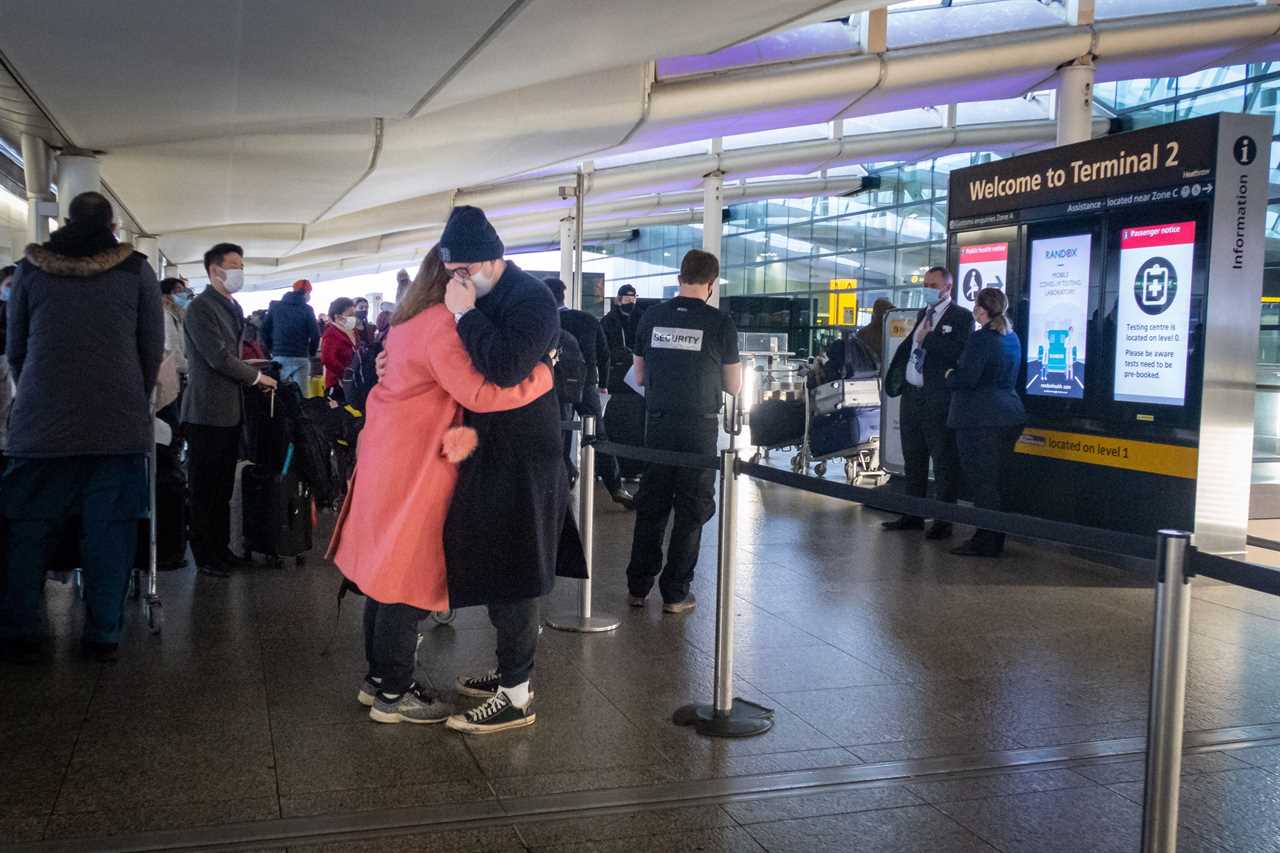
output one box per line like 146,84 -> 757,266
348,341 -> 381,412
554,329 -> 586,406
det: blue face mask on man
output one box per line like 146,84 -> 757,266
0,285 -> 10,303
174,291 -> 193,309
922,286 -> 944,306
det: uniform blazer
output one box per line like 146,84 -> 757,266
885,301 -> 973,403
946,327 -> 1027,430
181,287 -> 258,427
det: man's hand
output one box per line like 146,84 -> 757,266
914,314 -> 933,346
257,374 -> 278,390
375,347 -> 389,381
446,279 -> 477,315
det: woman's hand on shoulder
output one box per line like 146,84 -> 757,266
375,347 -> 389,381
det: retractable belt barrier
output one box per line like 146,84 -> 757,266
1189,547 -> 1280,598
587,440 -> 722,472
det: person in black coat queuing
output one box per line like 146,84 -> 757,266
600,284 -> 641,393
438,206 -> 587,736
544,277 -> 634,509
883,266 -> 972,538
945,287 -> 1026,557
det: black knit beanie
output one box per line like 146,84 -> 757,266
439,206 -> 504,264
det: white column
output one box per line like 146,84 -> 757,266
1056,60 -> 1095,147
702,172 -> 724,308
559,216 -> 575,285
134,235 -> 160,274
19,134 -> 53,245
163,261 -> 181,279
56,152 -> 102,224
857,7 -> 888,54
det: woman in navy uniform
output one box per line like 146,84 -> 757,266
945,287 -> 1026,557
624,250 -> 742,613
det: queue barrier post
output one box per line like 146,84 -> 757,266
673,445 -> 774,737
1141,530 -> 1193,853
547,416 -> 620,634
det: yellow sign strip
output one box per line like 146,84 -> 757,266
1014,428 -> 1197,479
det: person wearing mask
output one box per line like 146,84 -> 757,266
544,277 -> 633,510
855,297 -> 896,369
182,242 -> 278,578
625,250 -> 742,614
601,284 -> 641,394
438,205 -> 586,735
329,247 -> 553,724
321,297 -> 359,399
154,277 -> 190,432
0,265 -> 15,452
883,266 -> 972,538
353,297 -> 376,350
0,192 -> 164,662
262,279 -> 320,390
945,287 -> 1025,557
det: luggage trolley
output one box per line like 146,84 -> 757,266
741,336 -> 811,466
797,336 -> 888,486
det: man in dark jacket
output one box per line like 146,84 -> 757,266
436,206 -> 586,736
544,277 -> 633,510
262,278 -> 319,389
182,242 -> 277,578
600,284 -> 641,394
0,192 -> 164,662
883,266 -> 972,538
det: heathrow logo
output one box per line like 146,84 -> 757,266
1134,257 -> 1177,316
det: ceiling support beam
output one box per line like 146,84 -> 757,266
1055,59 -> 1095,147
703,171 -> 724,307
56,151 -> 100,225
19,133 -> 53,245
856,7 -> 887,54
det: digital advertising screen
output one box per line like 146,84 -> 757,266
956,242 -> 1008,312
1025,234 -> 1091,400
1112,220 -> 1196,407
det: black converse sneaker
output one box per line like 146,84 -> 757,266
445,691 -> 535,734
455,668 -> 501,698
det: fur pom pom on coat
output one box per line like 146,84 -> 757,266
442,425 -> 478,462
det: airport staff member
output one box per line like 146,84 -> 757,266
624,249 -> 741,614
883,265 -> 972,539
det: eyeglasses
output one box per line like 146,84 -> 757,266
448,265 -> 476,282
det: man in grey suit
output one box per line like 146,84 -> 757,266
181,243 -> 277,577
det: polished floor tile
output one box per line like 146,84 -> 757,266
744,804 -> 999,853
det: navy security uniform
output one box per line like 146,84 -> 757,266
626,297 -> 738,604
946,327 -> 1026,553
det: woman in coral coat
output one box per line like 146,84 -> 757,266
328,247 -> 552,725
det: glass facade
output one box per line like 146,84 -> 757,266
586,62 -> 1280,362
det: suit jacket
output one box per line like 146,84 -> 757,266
885,301 -> 973,404
181,287 -> 259,427
946,327 -> 1027,429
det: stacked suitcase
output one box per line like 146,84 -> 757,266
241,373 -> 314,569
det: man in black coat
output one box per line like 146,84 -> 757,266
883,266 -> 972,538
544,277 -> 633,509
600,284 -> 641,394
438,206 -> 587,736
262,278 -> 320,389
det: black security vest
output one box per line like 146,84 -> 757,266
640,297 -> 727,416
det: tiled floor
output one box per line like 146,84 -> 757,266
3,472 -> 1280,852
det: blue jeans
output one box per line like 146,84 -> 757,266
274,356 -> 311,392
1,455 -> 148,644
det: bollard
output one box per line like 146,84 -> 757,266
1141,530 -> 1193,853
673,446 -> 773,737
547,416 -> 620,633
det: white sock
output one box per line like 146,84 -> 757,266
499,681 -> 530,707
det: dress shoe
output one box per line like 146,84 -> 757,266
881,516 -> 925,531
610,488 -> 635,510
925,522 -> 953,540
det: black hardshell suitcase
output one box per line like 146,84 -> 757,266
749,399 -> 805,449
602,391 -> 647,478
241,465 -> 312,568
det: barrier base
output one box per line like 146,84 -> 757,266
545,612 -> 621,633
673,698 -> 775,738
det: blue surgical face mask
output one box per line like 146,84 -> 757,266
0,285 -> 10,303
174,291 -> 193,308
922,286 -> 943,306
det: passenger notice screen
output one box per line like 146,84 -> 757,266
1026,234 -> 1090,400
956,243 -> 1007,313
1112,220 -> 1196,407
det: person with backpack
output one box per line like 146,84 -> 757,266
545,278 -> 633,509
262,279 -> 320,390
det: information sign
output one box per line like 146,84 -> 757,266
956,243 -> 1007,312
1025,234 -> 1091,399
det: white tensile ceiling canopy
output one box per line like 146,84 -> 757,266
0,0 -> 1276,288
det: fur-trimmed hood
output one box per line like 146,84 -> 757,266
24,242 -> 136,278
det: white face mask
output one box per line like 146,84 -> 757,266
340,315 -> 357,331
221,268 -> 244,294
471,269 -> 495,297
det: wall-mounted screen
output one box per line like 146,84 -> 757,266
1112,220 -> 1196,407
1026,234 -> 1091,400
956,243 -> 1008,313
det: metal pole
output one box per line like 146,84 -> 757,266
1142,530 -> 1192,853
573,170 -> 585,312
712,447 -> 739,715
702,172 -> 724,308
546,416 -> 619,633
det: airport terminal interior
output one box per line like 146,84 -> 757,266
3,1 -> 1280,852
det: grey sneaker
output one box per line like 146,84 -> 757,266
357,677 -> 381,707
369,685 -> 453,725
663,594 -> 697,614
446,691 -> 536,735
456,668 -> 500,698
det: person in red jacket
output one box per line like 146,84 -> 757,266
321,296 -> 358,399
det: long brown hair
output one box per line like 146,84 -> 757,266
975,287 -> 1011,335
391,245 -> 449,326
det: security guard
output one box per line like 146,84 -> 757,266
624,249 -> 742,614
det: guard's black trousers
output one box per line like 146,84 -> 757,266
899,385 -> 961,518
626,414 -> 718,604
